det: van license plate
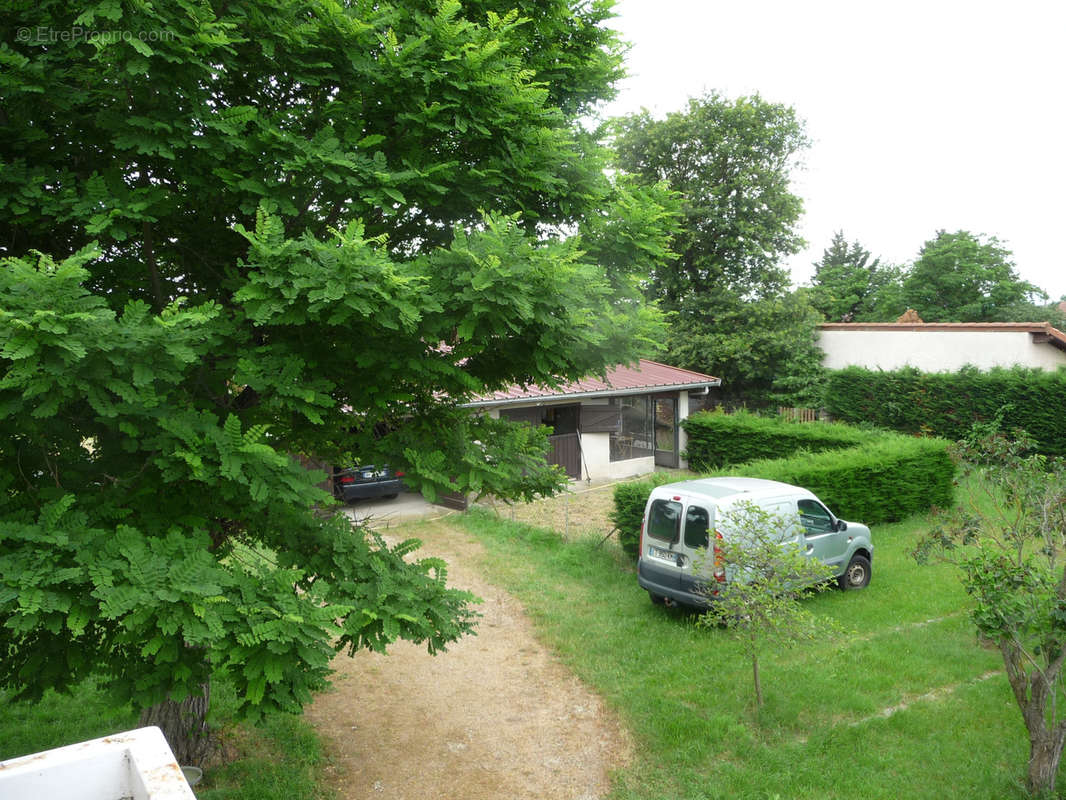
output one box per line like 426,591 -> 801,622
649,546 -> 677,563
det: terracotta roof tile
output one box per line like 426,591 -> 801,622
466,359 -> 720,406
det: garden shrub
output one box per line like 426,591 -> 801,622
711,435 -> 954,525
824,365 -> 1066,456
680,409 -> 876,470
613,412 -> 955,560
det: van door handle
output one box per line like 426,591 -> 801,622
675,554 -> 686,568
806,544 -> 814,554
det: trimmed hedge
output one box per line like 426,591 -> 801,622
709,435 -> 954,527
613,414 -> 955,560
824,365 -> 1066,456
681,409 -> 876,470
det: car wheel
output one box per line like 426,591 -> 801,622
649,592 -> 666,605
839,554 -> 871,590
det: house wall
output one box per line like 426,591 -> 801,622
819,330 -> 1066,372
481,389 -> 711,481
678,390 -> 690,469
579,431 -> 655,481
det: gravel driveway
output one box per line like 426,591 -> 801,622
305,517 -> 631,800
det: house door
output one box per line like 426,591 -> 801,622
654,395 -> 679,468
501,404 -> 582,480
546,404 -> 582,479
548,433 -> 582,480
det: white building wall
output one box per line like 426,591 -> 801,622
819,330 -> 1066,372
579,430 -> 609,480
678,390 -> 690,470
578,432 -> 655,482
480,390 -> 711,483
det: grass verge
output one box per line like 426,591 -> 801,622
459,507 -> 1048,799
0,678 -> 333,800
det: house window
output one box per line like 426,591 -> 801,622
608,396 -> 654,461
542,404 -> 579,436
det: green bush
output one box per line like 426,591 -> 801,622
824,366 -> 1066,456
711,435 -> 954,525
612,413 -> 955,560
681,409 -> 875,470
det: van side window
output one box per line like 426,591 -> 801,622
684,505 -> 710,549
798,498 -> 834,535
647,499 -> 681,543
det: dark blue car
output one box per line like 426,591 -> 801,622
332,465 -> 405,502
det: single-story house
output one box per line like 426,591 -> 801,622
463,359 -> 721,482
818,322 -> 1066,372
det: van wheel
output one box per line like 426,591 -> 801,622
839,555 -> 871,590
649,592 -> 666,605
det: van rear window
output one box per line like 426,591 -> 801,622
647,499 -> 681,542
684,505 -> 710,549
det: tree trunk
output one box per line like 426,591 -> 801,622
1026,724 -> 1066,796
752,652 -> 763,709
1001,643 -> 1066,795
138,681 -> 213,767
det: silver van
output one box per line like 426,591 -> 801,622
637,477 -> 873,607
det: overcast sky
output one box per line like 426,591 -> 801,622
596,0 -> 1066,301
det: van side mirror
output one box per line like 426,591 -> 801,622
835,520 -> 848,532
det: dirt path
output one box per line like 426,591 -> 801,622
305,517 -> 632,800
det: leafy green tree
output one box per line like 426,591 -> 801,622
609,93 -> 818,406
610,92 -> 808,306
578,175 -> 682,293
0,0 -> 669,762
697,501 -> 839,711
809,231 -> 902,321
915,423 -> 1066,796
664,288 -> 825,408
1046,301 -> 1066,329
993,299 -> 1066,328
901,231 -> 1045,322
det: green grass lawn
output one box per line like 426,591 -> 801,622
0,535 -> 334,800
0,678 -> 333,800
460,508 -> 1045,800
0,497 -> 1055,799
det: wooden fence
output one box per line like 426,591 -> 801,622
777,406 -> 818,422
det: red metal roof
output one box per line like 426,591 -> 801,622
466,359 -> 720,406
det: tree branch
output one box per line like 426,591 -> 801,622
144,220 -> 164,312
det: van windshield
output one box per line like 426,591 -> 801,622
646,499 -> 681,543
